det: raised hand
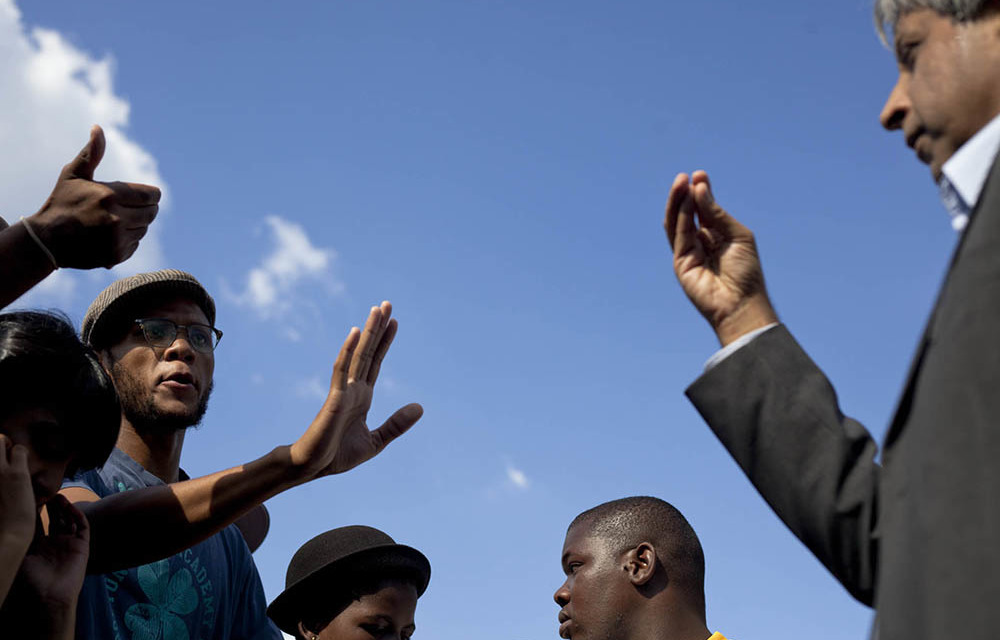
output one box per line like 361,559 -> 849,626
289,302 -> 423,480
0,435 -> 36,605
19,495 -> 90,605
5,495 -> 90,639
27,125 -> 160,269
664,171 -> 778,346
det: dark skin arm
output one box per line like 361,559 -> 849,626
0,125 -> 160,308
62,303 -> 423,574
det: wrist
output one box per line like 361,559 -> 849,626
269,444 -> 316,488
713,294 -> 779,346
4,221 -> 56,278
20,216 -> 59,270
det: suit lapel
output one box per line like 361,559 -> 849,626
884,151 -> 1000,446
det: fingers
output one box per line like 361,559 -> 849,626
62,125 -> 106,181
45,494 -> 88,537
690,170 -> 722,229
330,327 -> 361,390
690,169 -> 750,240
366,318 -> 397,385
105,181 -> 162,207
664,172 -> 690,247
665,173 -> 701,260
674,190 -> 701,257
108,202 -> 159,228
0,434 -> 29,474
370,403 -> 423,453
350,302 -> 392,383
8,443 -> 28,475
111,240 -> 142,267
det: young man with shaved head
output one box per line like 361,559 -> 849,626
554,497 -> 728,640
664,1 -> 1000,638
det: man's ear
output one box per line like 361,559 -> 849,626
96,349 -> 113,373
624,542 -> 657,586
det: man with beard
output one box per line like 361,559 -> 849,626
61,269 -> 423,640
553,497 -> 729,640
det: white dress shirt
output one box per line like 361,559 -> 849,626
938,112 -> 1000,232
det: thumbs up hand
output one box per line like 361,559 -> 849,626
26,126 -> 161,269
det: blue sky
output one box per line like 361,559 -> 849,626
2,1 -> 959,638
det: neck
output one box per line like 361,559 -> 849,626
629,602 -> 711,640
115,419 -> 187,483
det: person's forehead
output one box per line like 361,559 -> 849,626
1,406 -> 60,431
893,7 -> 943,43
352,583 -> 418,621
133,296 -> 211,324
562,524 -> 601,557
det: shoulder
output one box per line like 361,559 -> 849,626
62,466 -> 113,497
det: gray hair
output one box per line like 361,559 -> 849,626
874,0 -> 995,43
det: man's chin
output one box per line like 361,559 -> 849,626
126,396 -> 211,434
930,160 -> 944,182
129,411 -> 202,435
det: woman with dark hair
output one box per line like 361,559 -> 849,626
268,526 -> 431,640
0,310 -> 121,639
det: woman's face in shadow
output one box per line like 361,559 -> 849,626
301,580 -> 418,640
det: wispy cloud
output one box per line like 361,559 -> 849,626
506,464 -> 530,490
295,375 -> 328,401
0,0 -> 167,309
227,216 -> 341,320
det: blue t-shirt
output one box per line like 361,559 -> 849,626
65,448 -> 281,640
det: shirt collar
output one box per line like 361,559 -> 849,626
939,112 -> 1000,232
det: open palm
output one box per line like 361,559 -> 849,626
290,302 -> 423,480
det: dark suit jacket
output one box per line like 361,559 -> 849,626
686,156 -> 1000,639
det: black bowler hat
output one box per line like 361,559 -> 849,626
267,525 -> 431,635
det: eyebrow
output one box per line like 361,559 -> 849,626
560,551 -> 576,573
369,614 -> 415,632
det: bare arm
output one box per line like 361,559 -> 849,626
63,302 -> 422,574
0,126 -> 160,308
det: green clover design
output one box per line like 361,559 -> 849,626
124,559 -> 199,640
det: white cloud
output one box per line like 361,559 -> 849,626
295,376 -> 328,401
0,0 -> 167,309
506,464 -> 530,490
228,216 -> 340,319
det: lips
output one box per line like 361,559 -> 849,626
160,370 -> 196,390
905,129 -> 931,163
558,612 -> 572,639
559,620 -> 572,639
